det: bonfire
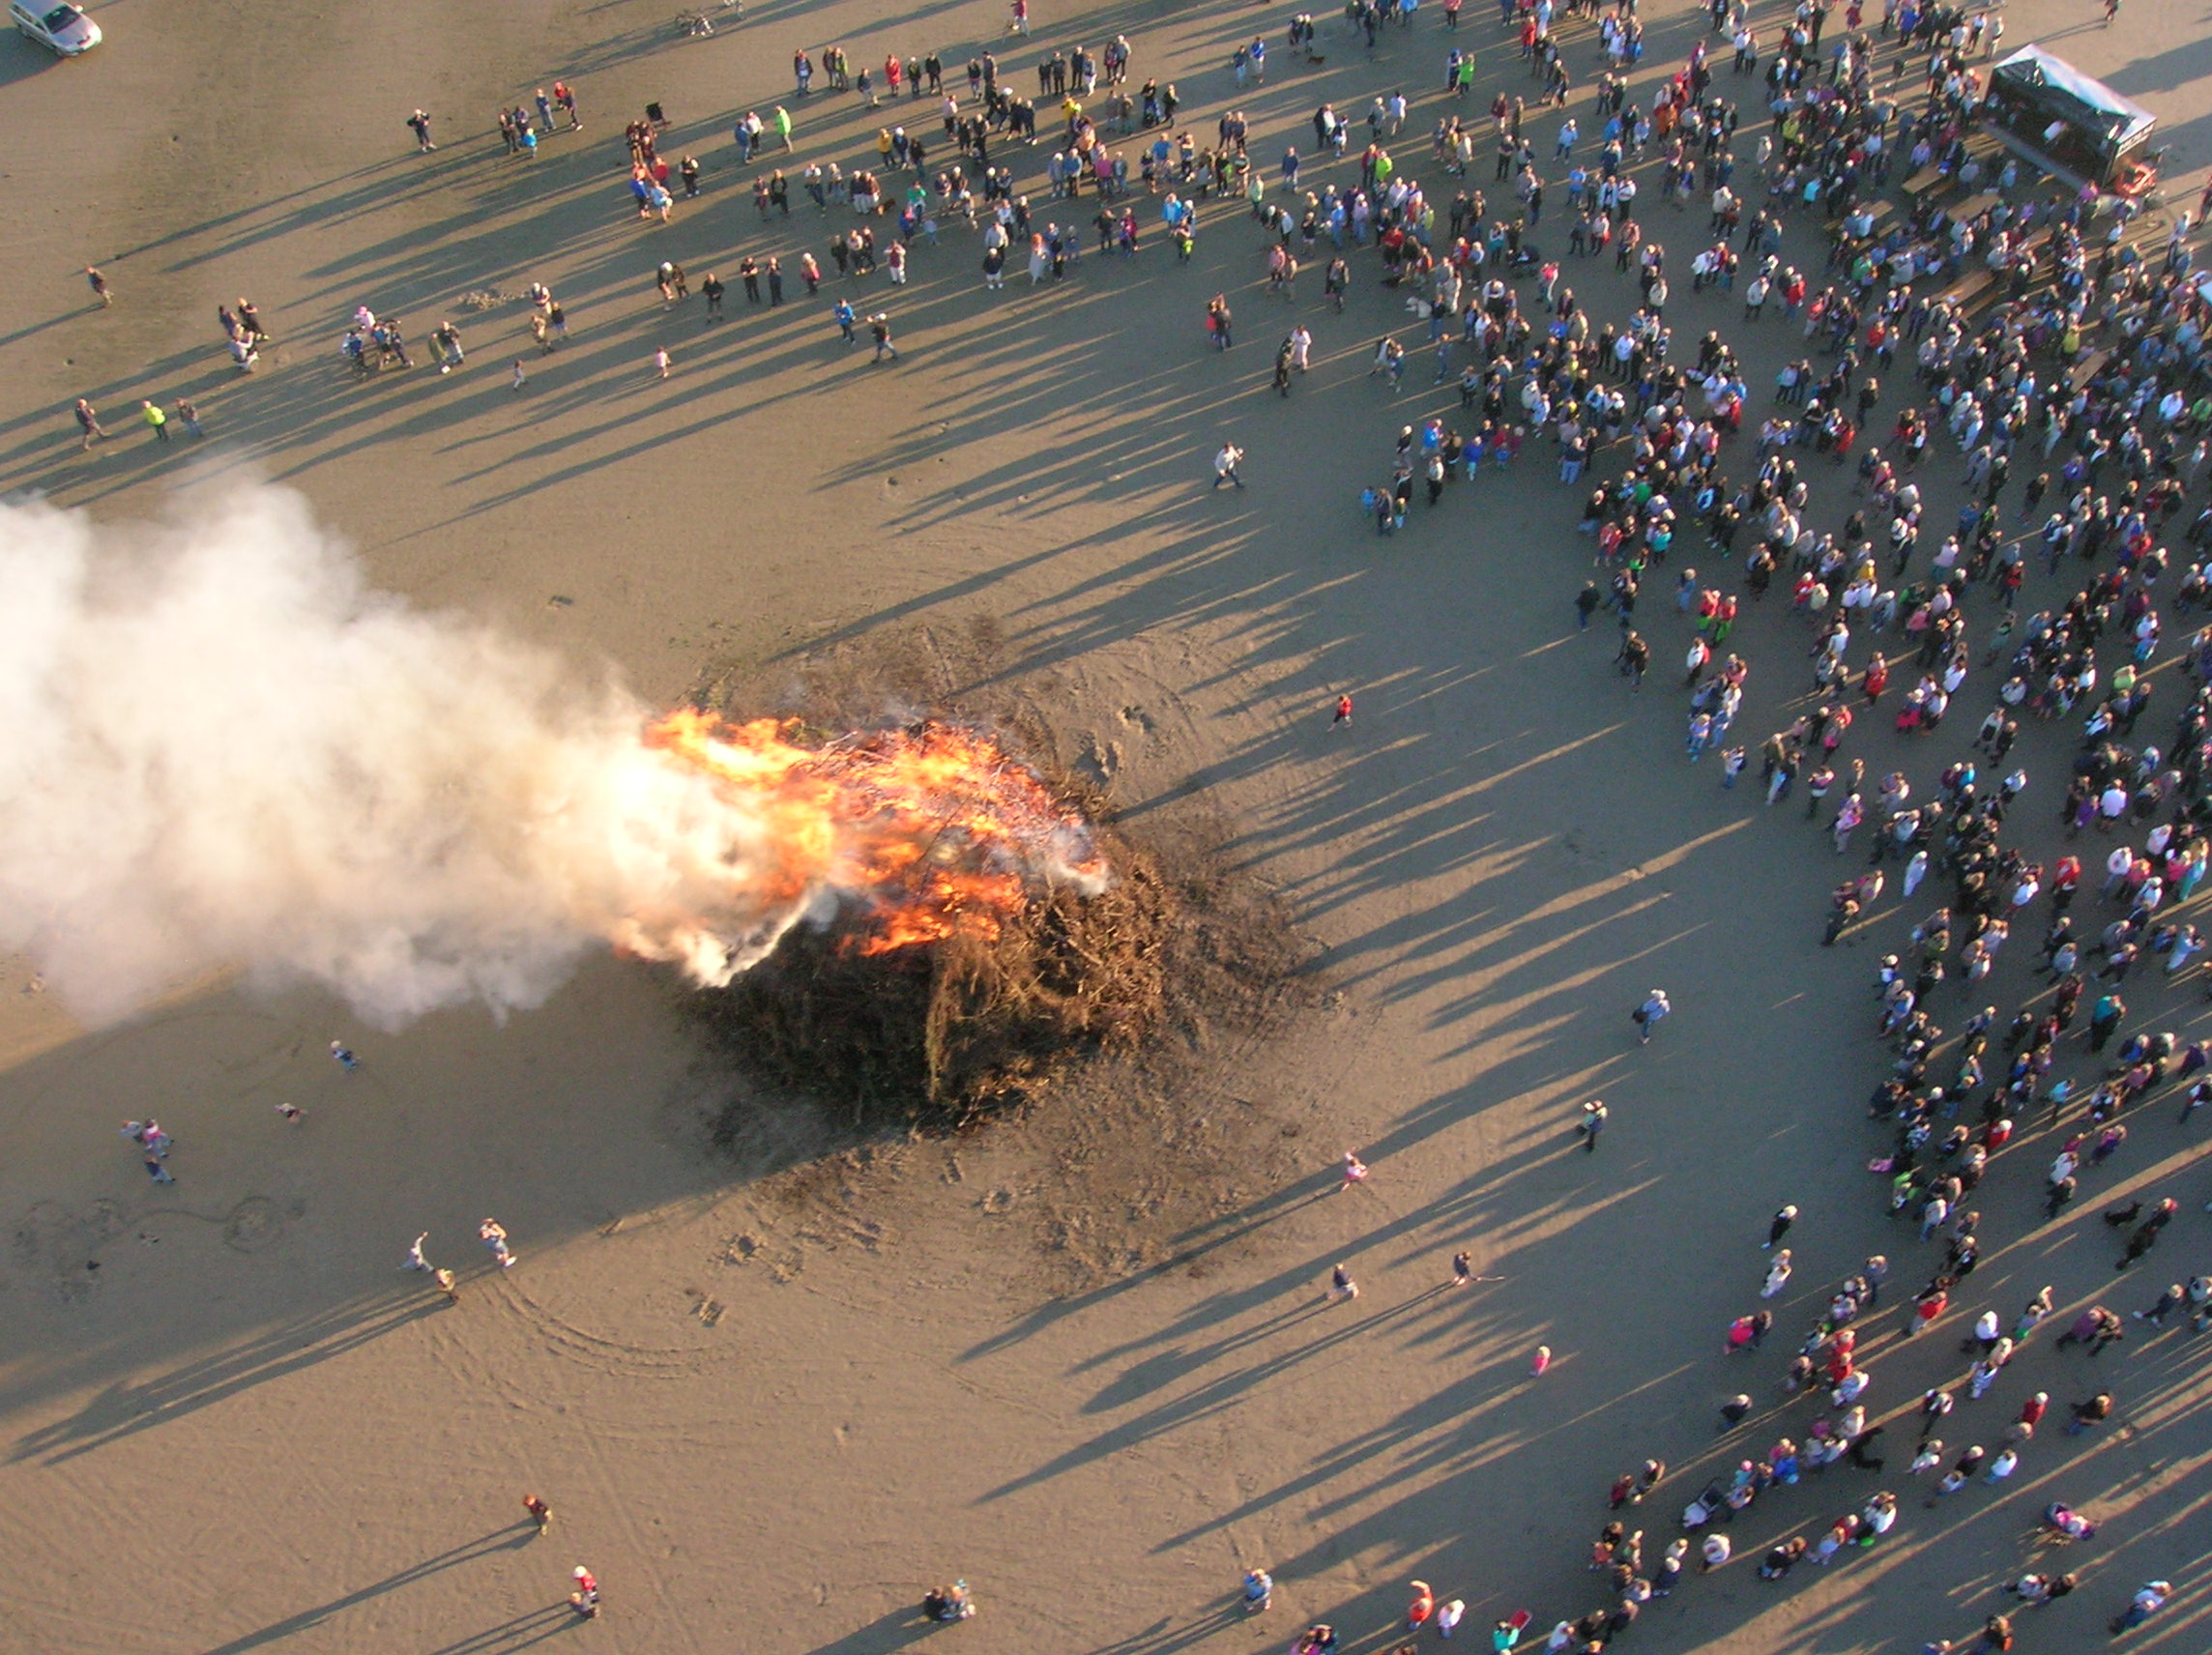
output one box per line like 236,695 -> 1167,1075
655,713 -> 1175,1126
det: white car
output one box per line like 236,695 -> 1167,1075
11,2 -> 102,55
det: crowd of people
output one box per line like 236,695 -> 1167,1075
1312,1 -> 2205,1648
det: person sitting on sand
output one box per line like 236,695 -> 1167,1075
923,1582 -> 975,1621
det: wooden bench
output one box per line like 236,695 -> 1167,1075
2069,348 -> 2111,391
1949,191 -> 2000,224
1939,266 -> 1996,309
1902,164 -> 1945,197
1948,131 -> 2006,192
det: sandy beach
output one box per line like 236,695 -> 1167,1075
3,1 -> 2211,1651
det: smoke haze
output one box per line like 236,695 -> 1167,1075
0,485 -> 824,1027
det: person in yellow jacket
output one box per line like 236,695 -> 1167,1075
140,400 -> 169,444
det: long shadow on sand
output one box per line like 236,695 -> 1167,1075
800,1603 -> 944,1655
420,1603 -> 585,1655
11,1289 -> 444,1466
194,1524 -> 542,1654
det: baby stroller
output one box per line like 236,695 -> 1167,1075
2041,1502 -> 2097,1543
1681,1480 -> 1729,1528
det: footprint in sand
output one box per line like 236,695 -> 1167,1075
1076,733 -> 1122,785
222,1196 -> 285,1254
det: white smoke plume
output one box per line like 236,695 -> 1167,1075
0,484 -> 827,1028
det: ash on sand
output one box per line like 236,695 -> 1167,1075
684,622 -> 1315,1139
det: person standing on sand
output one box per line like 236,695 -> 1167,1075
403,1233 -> 431,1271
140,400 -> 168,444
433,1268 -> 460,1304
2116,1200 -> 2177,1269
1761,1249 -> 1792,1298
74,398 -> 105,450
1615,630 -> 1650,690
1328,1263 -> 1358,1302
1241,1568 -> 1271,1612
1633,989 -> 1672,1043
2110,1580 -> 2171,1635
2067,1390 -> 2113,1435
331,1040 -> 360,1071
654,347 -> 671,380
407,110 -> 436,152
1765,1205 -> 1798,1248
1453,1251 -> 1473,1286
511,360 -> 528,392
85,267 -> 111,307
524,1494 -> 552,1534
569,1566 -> 598,1617
1908,1277 -> 1951,1336
1333,693 -> 1353,726
123,1118 -> 175,1182
481,1219 -> 516,1268
1862,1255 -> 1889,1308
1341,1150 -> 1368,1189
1212,440 -> 1245,488
1580,1098 -> 1608,1150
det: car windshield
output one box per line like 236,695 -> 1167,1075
41,6 -> 80,29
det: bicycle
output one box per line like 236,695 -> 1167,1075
677,1 -> 740,33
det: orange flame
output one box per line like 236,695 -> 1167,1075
641,711 -> 1107,965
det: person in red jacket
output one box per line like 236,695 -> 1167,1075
1407,1581 -> 1434,1629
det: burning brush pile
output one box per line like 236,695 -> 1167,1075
654,711 -> 1179,1126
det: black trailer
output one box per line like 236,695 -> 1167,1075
1980,45 -> 2156,190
